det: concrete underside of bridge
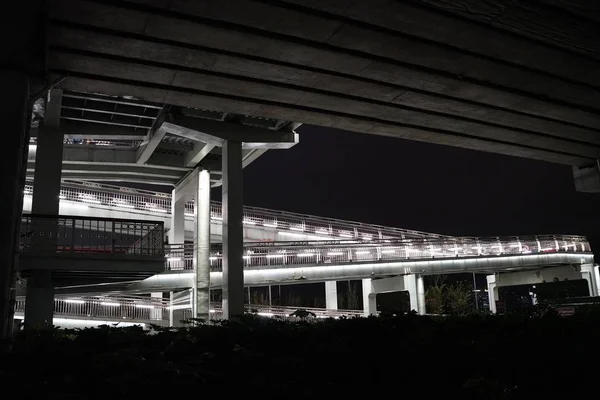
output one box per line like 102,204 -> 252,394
41,0 -> 600,171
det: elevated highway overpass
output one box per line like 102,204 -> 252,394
4,0 -> 600,334
40,0 -> 600,172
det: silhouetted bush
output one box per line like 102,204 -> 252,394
2,312 -> 599,399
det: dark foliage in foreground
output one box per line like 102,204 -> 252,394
2,311 -> 600,399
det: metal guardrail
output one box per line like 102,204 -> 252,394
14,295 -> 362,324
24,179 -> 444,240
15,295 -> 168,324
20,214 -> 164,257
165,235 -> 591,271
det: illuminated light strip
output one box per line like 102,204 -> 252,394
263,223 -> 277,228
243,220 -> 257,225
297,253 -> 315,257
355,251 -> 370,255
327,252 -> 344,256
266,254 -> 285,258
257,312 -> 274,317
100,302 -> 120,307
13,316 -> 146,328
65,299 -> 85,304
290,226 -> 304,232
381,250 -> 396,254
147,208 -> 168,213
135,304 -> 154,309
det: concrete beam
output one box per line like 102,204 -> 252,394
185,142 -> 215,167
136,128 -> 167,164
161,117 -> 298,149
573,162 -> 600,193
27,160 -> 190,185
30,120 -> 148,140
242,148 -> 268,168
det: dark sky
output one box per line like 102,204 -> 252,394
213,125 -> 600,252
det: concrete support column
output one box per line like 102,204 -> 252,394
23,270 -> 54,327
25,89 -> 63,328
31,89 -> 63,215
169,192 -> 185,244
222,140 -> 244,319
404,274 -> 419,313
362,279 -> 377,316
325,281 -> 338,310
169,290 -> 188,327
580,264 -> 599,297
416,275 -> 426,315
150,292 -> 162,321
0,71 -> 31,340
595,266 -> 600,297
194,169 -> 211,321
487,275 -> 498,313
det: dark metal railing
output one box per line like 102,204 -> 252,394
20,214 -> 165,257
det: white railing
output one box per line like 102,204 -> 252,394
165,234 -> 591,271
14,295 -> 362,323
15,295 -> 169,323
24,179 -> 443,240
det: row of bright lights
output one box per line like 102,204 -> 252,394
166,245 -> 573,263
64,299 -> 155,308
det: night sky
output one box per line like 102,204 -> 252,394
212,125 -> 600,255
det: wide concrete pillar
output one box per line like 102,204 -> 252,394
222,140 -> 244,319
31,89 -> 63,214
25,89 -> 63,328
0,71 -> 31,341
362,279 -> 377,316
416,275 -> 426,315
487,274 -> 498,313
404,274 -> 419,314
325,281 -> 338,310
194,169 -> 211,321
23,270 -> 54,327
169,189 -> 186,244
